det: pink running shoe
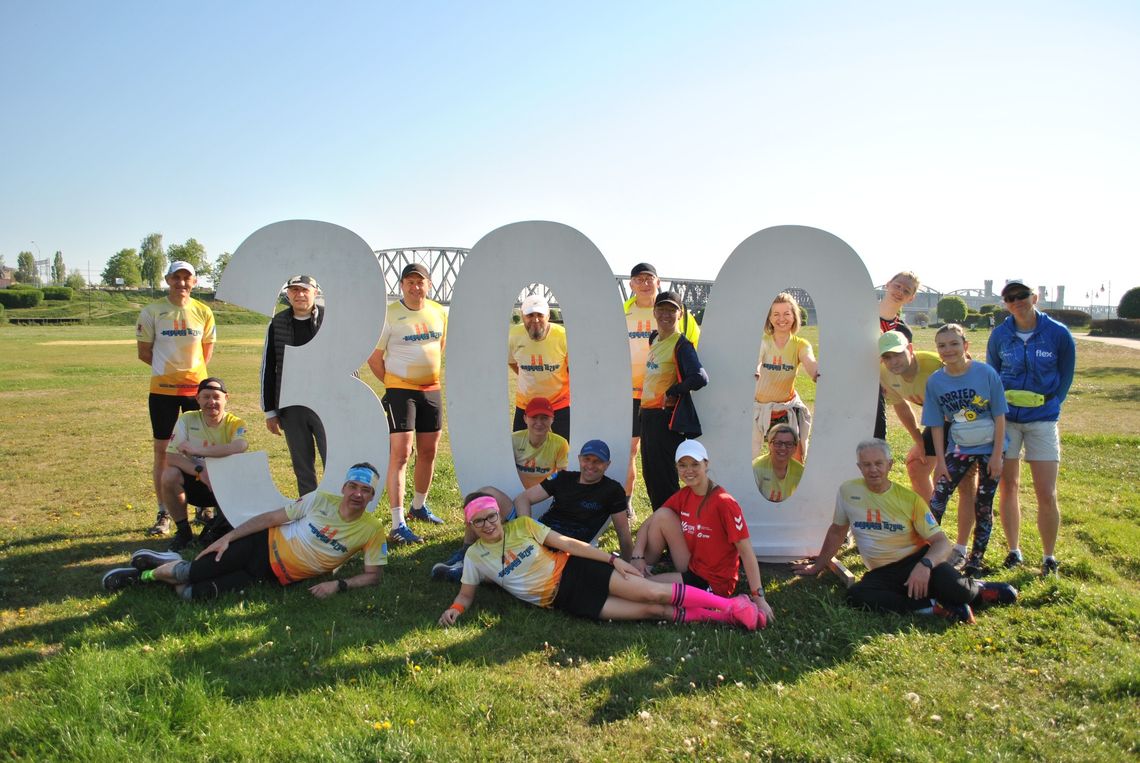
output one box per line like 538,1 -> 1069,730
729,595 -> 759,631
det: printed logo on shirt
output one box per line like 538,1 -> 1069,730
309,523 -> 348,553
761,354 -> 795,372
519,354 -> 562,372
853,510 -> 905,532
403,322 -> 442,342
629,320 -> 653,340
498,544 -> 536,578
160,317 -> 202,338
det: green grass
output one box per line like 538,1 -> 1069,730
1,324 -> 1138,761
1,289 -> 269,325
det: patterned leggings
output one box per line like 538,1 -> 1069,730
930,453 -> 998,568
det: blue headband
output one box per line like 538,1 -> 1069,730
344,466 -> 378,491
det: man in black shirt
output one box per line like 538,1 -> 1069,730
261,275 -> 327,495
514,439 -> 633,560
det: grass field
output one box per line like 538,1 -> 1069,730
1,322 -> 1138,761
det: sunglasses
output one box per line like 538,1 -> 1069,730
1004,291 -> 1032,303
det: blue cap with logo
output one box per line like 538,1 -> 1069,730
579,439 -> 611,462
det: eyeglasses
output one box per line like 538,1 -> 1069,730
631,275 -> 656,284
1004,291 -> 1032,303
770,440 -> 796,449
471,513 -> 500,528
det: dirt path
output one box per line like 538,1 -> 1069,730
1075,333 -> 1140,351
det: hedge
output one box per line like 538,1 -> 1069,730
0,302 -> 5,322
0,289 -> 44,308
6,282 -> 38,290
1089,319 -> 1140,339
42,286 -> 74,301
1043,308 -> 1091,328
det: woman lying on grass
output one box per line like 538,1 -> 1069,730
437,493 -> 763,630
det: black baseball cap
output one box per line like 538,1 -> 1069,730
401,263 -> 430,280
654,291 -> 682,310
198,377 -> 227,394
630,262 -> 657,277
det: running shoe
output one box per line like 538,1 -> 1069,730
130,548 -> 183,572
102,567 -> 140,592
168,531 -> 195,553
408,504 -> 445,525
1041,557 -> 1059,576
430,561 -> 463,583
193,506 -> 216,525
977,582 -> 1019,606
947,547 -> 967,570
728,594 -> 759,631
442,546 -> 467,566
933,602 -> 976,625
147,510 -> 172,536
1002,550 -> 1023,569
387,524 -> 424,545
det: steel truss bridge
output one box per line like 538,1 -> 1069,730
375,247 -> 817,316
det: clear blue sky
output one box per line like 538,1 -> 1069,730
2,1 -> 1137,304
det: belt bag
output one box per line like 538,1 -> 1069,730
952,417 -> 995,448
1005,389 -> 1045,407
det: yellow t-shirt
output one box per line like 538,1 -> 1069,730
512,429 -> 570,488
167,411 -> 247,456
641,332 -> 681,409
508,323 -> 569,409
461,516 -> 567,607
627,304 -> 656,400
268,491 -> 388,585
136,298 -> 216,396
377,299 -> 447,391
751,454 -> 804,502
832,479 -> 940,570
753,333 -> 811,403
880,351 -> 943,406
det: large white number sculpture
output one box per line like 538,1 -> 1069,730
446,221 -> 631,498
698,226 -> 879,560
210,220 -> 390,524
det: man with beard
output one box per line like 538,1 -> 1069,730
509,294 -> 570,440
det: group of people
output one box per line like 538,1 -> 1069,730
106,258 -> 1074,630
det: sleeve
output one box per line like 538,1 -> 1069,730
283,496 -> 309,522
376,308 -> 392,352
230,416 -> 248,443
363,527 -> 389,567
668,337 -> 709,394
986,328 -> 1003,371
166,415 -> 188,454
201,305 -> 216,345
911,494 -> 941,540
920,376 -> 943,427
460,555 -> 482,585
136,306 -> 155,342
605,482 -> 627,516
880,367 -> 903,405
526,516 -> 552,545
832,489 -> 851,526
260,321 -> 278,412
1055,325 -> 1077,403
718,492 -> 750,542
555,439 -> 569,470
539,472 -> 565,501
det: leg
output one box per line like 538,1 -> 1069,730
160,466 -> 189,523
637,507 -> 691,571
279,406 -> 320,495
552,407 -> 570,441
625,437 -> 641,496
998,457 -> 1022,552
845,552 -> 927,614
966,458 -> 998,569
152,440 -> 169,507
412,431 -> 441,496
1028,460 -> 1061,557
873,388 -> 888,440
905,449 -> 935,503
928,563 -> 981,607
387,431 -> 414,509
598,596 -> 674,621
929,454 -> 971,524
955,464 -> 978,547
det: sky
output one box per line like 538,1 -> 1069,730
2,1 -> 1137,305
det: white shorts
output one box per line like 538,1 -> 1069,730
1005,420 -> 1060,462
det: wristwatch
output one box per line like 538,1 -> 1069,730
194,464 -> 204,481
337,578 -> 349,593
919,557 -> 934,570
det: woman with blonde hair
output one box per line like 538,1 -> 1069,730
752,292 -> 819,460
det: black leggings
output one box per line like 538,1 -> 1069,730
187,530 -> 278,600
639,407 -> 685,509
847,548 -> 980,613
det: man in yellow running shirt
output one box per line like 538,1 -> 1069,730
368,263 -> 447,545
136,260 -> 216,537
509,295 -> 569,439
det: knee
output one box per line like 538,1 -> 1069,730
418,441 -> 439,459
845,584 -> 874,611
160,466 -> 183,490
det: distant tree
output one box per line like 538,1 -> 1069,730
937,296 -> 968,324
0,254 -> 6,270
65,269 -> 86,290
139,233 -> 166,289
210,251 -> 233,285
913,312 -> 929,326
978,303 -> 1001,315
1118,287 -> 1140,319
16,251 -> 37,283
166,238 -> 207,276
51,251 -> 66,285
102,248 -> 142,287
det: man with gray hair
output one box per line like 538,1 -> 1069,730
508,294 -> 570,440
792,439 -> 1017,624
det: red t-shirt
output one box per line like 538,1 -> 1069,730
663,485 -> 750,597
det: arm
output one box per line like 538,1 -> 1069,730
309,563 -> 384,599
1055,328 -> 1076,403
667,338 -> 709,396
439,583 -> 479,627
543,528 -> 642,578
610,510 -> 634,561
366,348 -> 386,382
513,483 -> 551,518
735,538 -> 774,624
197,507 -> 291,561
202,342 -> 215,365
791,523 -> 849,576
988,415 -> 1005,480
799,340 -> 820,382
261,322 -> 279,418
905,531 -> 952,599
181,439 -> 250,459
137,341 -> 154,365
931,425 -> 949,483
892,401 -> 924,450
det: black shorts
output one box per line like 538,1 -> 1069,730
180,470 -> 218,508
552,555 -> 613,620
631,398 -> 642,437
149,393 -> 200,440
382,388 -> 443,433
681,568 -> 714,592
921,425 -> 953,458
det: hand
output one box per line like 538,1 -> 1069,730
196,534 -> 231,561
934,458 -> 951,485
905,564 -> 931,599
199,469 -> 213,490
266,416 -> 282,436
905,442 -> 928,467
308,580 -> 339,599
178,442 -> 200,457
438,607 -> 461,627
754,596 -> 775,627
631,558 -> 649,576
987,453 -> 1003,480
791,558 -> 821,576
612,557 -> 644,579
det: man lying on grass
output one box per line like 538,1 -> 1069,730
792,439 -> 1017,624
102,464 -> 387,601
437,493 -> 766,630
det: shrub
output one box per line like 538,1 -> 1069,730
1090,319 -> 1140,338
937,296 -> 968,323
7,282 -> 37,290
1043,308 -> 1091,328
978,303 -> 1001,315
0,289 -> 44,308
0,302 -> 5,322
1119,287 -> 1140,319
42,286 -> 74,301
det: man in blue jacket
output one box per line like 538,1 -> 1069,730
986,280 -> 1076,575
